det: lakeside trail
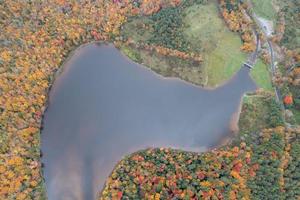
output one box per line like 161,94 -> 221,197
251,9 -> 285,111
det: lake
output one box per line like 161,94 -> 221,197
41,43 -> 256,200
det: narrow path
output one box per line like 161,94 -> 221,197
266,40 -> 284,109
249,2 -> 286,112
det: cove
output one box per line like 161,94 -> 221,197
41,43 -> 256,200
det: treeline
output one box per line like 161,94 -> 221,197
283,133 -> 300,199
148,6 -> 189,52
121,0 -> 257,60
136,0 -> 208,52
0,0 -> 185,199
247,127 -> 285,199
278,0 -> 300,51
100,145 -> 255,199
100,126 -> 300,199
219,0 -> 256,52
270,0 -> 300,124
238,91 -> 284,135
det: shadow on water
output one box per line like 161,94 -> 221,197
41,43 -> 256,200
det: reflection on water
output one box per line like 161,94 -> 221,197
41,43 -> 256,200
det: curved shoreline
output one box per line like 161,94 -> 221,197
116,42 -> 247,91
41,42 -> 256,199
97,93 -> 246,199
41,40 -> 252,141
41,40 -> 252,134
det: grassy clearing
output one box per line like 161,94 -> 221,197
204,38 -> 247,87
239,92 -> 284,134
121,1 -> 248,87
250,59 -> 273,91
183,2 -> 247,87
251,0 -> 277,21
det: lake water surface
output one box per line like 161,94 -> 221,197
41,43 -> 256,200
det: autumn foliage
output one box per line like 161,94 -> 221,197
100,145 -> 255,199
1,0 -> 299,199
124,38 -> 203,62
0,0 -> 177,199
100,127 -> 300,199
284,95 -> 293,105
219,0 -> 256,52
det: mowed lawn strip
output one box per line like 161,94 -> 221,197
250,59 -> 273,91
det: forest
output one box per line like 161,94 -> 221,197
0,0 -> 299,199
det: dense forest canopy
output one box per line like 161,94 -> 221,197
0,0 -> 299,199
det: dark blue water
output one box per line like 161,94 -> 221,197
41,43 -> 256,200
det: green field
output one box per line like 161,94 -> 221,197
251,0 -> 277,21
183,3 -> 247,87
121,1 -> 248,88
250,59 -> 273,91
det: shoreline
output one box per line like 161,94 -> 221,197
116,42 -> 248,91
41,41 -> 253,199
